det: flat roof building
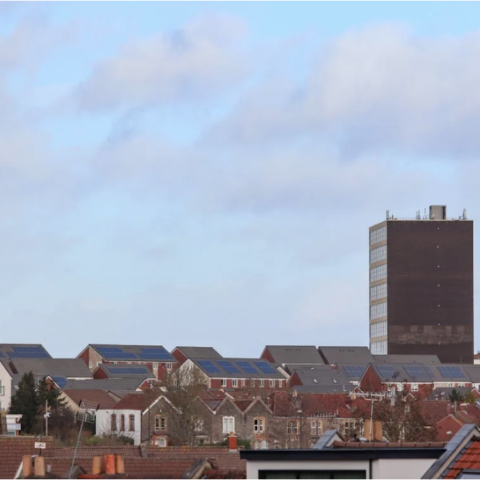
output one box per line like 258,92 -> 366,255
369,205 -> 473,363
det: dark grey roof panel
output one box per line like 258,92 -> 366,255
263,346 -> 324,365
373,354 -> 441,365
318,346 -> 375,365
175,347 -> 223,359
61,378 -> 147,391
11,359 -> 92,378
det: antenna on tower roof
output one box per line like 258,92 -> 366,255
463,209 -> 467,220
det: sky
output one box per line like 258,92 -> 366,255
2,2 -> 480,359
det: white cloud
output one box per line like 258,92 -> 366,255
76,14 -> 249,111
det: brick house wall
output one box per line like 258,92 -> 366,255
360,365 -> 383,392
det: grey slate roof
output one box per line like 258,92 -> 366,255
462,366 -> 480,383
10,358 -> 92,378
262,346 -> 324,365
61,378 -> 147,391
318,346 -> 375,365
373,354 -> 441,365
291,365 -> 353,393
427,387 -> 474,401
174,347 -> 223,359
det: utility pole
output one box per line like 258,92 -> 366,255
44,400 -> 50,437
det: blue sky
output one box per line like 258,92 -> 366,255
1,2 -> 480,358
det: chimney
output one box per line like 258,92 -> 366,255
228,433 -> 238,451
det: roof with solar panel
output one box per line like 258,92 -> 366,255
96,363 -> 155,379
191,357 -> 284,378
88,345 -> 177,362
0,344 -> 51,359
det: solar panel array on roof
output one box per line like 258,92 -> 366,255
254,361 -> 277,374
6,346 -> 50,359
0,352 -> 5,358
51,376 -> 68,388
198,360 -> 222,374
217,360 -> 240,374
94,346 -> 173,361
376,365 -> 399,379
403,365 -> 431,381
437,366 -> 465,379
236,361 -> 258,374
342,365 -> 366,378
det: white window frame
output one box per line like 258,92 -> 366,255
411,383 -> 419,392
89,361 -> 92,368
223,416 -> 235,434
232,379 -> 238,387
166,362 -> 172,371
153,363 -> 158,370
158,437 -> 167,447
311,421 -> 317,435
221,379 -> 227,387
269,379 -> 275,388
259,379 -> 265,387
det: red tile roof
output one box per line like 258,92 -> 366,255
113,392 -> 157,411
62,389 -> 118,410
444,438 -> 480,479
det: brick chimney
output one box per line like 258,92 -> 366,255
228,433 -> 237,451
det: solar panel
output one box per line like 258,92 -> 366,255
0,352 -> 5,358
343,365 -> 366,378
97,347 -> 124,354
137,352 -> 173,360
217,360 -> 241,374
236,361 -> 258,374
197,360 -> 222,375
9,352 -> 50,359
438,366 -> 465,379
51,376 -> 68,388
253,361 -> 277,374
12,346 -> 48,354
376,365 -> 398,379
404,365 -> 431,380
424,366 -> 434,377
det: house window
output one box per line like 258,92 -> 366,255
194,418 -> 204,432
448,383 -> 453,388
232,379 -> 238,387
261,440 -> 268,449
287,420 -> 298,434
221,379 -> 227,387
129,414 -> 135,431
167,363 -> 172,371
173,377 -> 178,386
279,380 -> 283,388
155,416 -> 167,431
254,417 -> 265,433
251,379 -> 255,388
113,361 -> 118,365
111,414 -> 117,432
223,416 -> 235,434
411,383 -> 419,392
259,379 -> 265,387
311,421 -> 317,435
241,379 -> 246,387
89,361 -> 93,368
120,415 -> 125,432
460,383 -> 466,388
153,363 -> 158,370
97,361 -> 102,367
269,380 -> 275,388
157,437 -> 167,447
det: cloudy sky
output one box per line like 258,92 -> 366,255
1,2 -> 480,358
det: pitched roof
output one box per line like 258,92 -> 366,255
463,366 -> 480,383
443,437 -> 480,479
262,346 -> 324,365
88,344 -> 177,363
62,389 -> 118,409
318,346 -> 375,365
112,392 -> 158,411
373,354 -> 441,365
97,364 -> 154,379
9,358 -> 92,378
332,440 -> 447,448
0,344 -> 51,360
174,347 -> 223,359
61,377 -> 147,391
191,357 -> 284,379
291,365 -> 354,393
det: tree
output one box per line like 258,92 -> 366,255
38,377 -> 67,409
449,388 -> 464,411
9,372 -> 39,433
359,394 -> 438,442
153,364 -> 210,446
465,391 -> 476,404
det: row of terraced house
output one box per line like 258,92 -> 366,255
2,343 -> 480,446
